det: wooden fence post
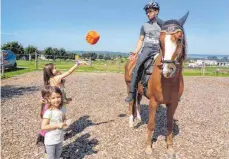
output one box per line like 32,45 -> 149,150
35,51 -> 38,70
118,56 -> 121,73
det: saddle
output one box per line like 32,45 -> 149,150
139,53 -> 159,97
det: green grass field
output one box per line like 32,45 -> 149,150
1,59 -> 229,79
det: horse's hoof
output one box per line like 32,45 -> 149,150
129,119 -> 134,128
167,148 -> 176,159
145,147 -> 152,155
137,116 -> 142,122
129,115 -> 134,128
129,121 -> 134,128
167,153 -> 176,159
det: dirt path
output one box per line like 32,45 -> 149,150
1,72 -> 229,159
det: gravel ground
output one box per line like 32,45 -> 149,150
1,71 -> 229,159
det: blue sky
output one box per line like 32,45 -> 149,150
1,0 -> 229,54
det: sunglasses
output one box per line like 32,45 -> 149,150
145,10 -> 156,14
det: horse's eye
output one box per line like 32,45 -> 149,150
177,38 -> 182,43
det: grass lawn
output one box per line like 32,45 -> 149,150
1,59 -> 229,79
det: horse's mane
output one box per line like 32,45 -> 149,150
182,29 -> 188,60
164,20 -> 180,26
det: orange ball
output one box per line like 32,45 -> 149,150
86,30 -> 100,45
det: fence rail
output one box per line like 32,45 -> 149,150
1,53 -> 229,78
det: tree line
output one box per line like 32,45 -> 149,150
1,41 -> 122,61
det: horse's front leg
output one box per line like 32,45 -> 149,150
166,100 -> 178,158
178,75 -> 184,101
145,98 -> 158,154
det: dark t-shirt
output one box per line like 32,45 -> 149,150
140,20 -> 161,51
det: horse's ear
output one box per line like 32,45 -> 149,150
178,11 -> 189,26
156,16 -> 165,27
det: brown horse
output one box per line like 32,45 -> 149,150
124,12 -> 189,157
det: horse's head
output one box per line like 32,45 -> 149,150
157,12 -> 189,78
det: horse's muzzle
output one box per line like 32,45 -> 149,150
162,63 -> 177,78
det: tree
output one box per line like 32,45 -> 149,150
67,52 -> 75,59
81,53 -> 89,60
98,54 -> 104,59
220,56 -> 229,62
88,52 -> 97,60
43,47 -> 53,59
52,48 -> 59,61
1,41 -> 24,59
59,48 -> 67,59
104,55 -> 111,60
207,56 -> 218,61
24,45 -> 38,60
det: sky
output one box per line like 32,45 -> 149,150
1,0 -> 229,55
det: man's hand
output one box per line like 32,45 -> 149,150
128,52 -> 138,60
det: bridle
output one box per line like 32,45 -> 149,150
160,24 -> 185,65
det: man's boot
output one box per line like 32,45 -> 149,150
125,91 -> 136,103
125,75 -> 138,103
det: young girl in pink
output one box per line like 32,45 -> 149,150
41,86 -> 68,159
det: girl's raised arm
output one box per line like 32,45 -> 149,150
56,63 -> 80,80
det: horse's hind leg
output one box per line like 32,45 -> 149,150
136,93 -> 142,121
126,82 -> 135,128
129,100 -> 136,128
129,93 -> 141,127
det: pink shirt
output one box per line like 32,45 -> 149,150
40,104 -> 49,136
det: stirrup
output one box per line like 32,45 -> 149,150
125,92 -> 135,103
125,96 -> 134,103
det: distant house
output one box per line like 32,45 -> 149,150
188,63 -> 199,68
217,62 -> 229,67
40,54 -> 47,60
205,60 -> 217,65
196,60 -> 217,66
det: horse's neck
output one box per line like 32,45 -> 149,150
151,55 -> 163,81
179,60 -> 184,73
154,54 -> 162,72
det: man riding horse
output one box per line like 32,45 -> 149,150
125,2 -> 161,103
125,3 -> 189,155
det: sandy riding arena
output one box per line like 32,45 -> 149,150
1,72 -> 229,159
